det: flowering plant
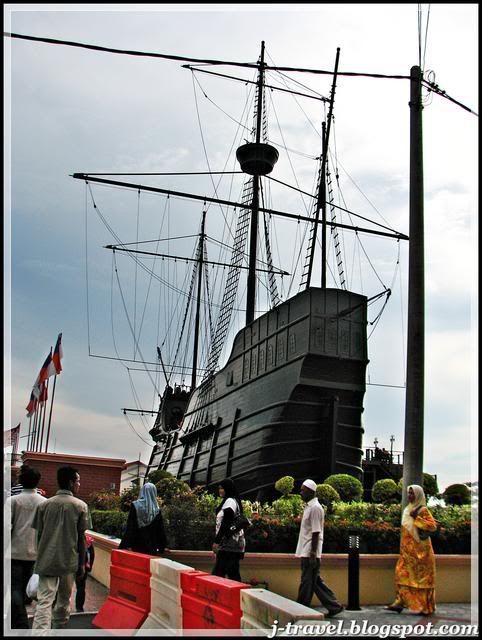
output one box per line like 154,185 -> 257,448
248,577 -> 269,590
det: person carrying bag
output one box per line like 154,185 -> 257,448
211,478 -> 246,582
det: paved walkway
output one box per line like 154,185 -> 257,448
24,577 -> 477,635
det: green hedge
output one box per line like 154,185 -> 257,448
91,510 -> 128,537
91,501 -> 472,554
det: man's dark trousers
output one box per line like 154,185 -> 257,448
11,559 -> 35,628
296,558 -> 341,611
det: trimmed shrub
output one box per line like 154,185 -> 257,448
443,484 -> 471,506
91,510 -> 128,538
87,490 -> 121,511
372,479 -> 399,504
316,484 -> 340,513
147,469 -> 174,484
163,495 -> 214,550
274,476 -> 295,497
155,477 -> 192,505
119,486 -> 140,512
324,474 -> 363,502
271,494 -> 305,521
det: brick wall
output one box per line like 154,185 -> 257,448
21,452 -> 126,503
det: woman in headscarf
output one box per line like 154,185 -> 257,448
385,484 -> 437,615
119,482 -> 167,555
211,478 -> 245,581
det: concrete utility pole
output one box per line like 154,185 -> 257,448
401,65 -> 425,511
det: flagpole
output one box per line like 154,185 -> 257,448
39,378 -> 49,452
45,375 -> 57,453
33,406 -> 40,451
27,415 -> 33,451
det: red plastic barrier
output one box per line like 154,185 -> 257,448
180,570 -> 209,594
181,573 -> 250,629
196,575 -> 248,612
92,550 -> 156,633
111,549 -> 153,573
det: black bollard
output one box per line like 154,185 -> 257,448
347,532 -> 361,610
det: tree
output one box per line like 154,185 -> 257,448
443,484 -> 471,506
423,473 -> 439,498
324,474 -> 363,502
397,472 -> 439,500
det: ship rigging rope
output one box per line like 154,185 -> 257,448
123,411 -> 153,446
112,251 -> 162,397
110,247 -> 163,426
188,66 -> 328,103
84,185 -> 92,355
126,369 -> 151,433
86,184 -> 207,303
191,69 -> 254,246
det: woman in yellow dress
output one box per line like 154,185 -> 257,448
385,484 -> 437,615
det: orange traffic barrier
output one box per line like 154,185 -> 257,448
93,550 -> 156,633
181,573 -> 250,629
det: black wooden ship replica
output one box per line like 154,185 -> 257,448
74,44 -> 408,500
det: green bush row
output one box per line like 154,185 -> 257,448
91,504 -> 471,554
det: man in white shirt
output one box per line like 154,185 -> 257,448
295,479 -> 343,617
6,465 -> 47,628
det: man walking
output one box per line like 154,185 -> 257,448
7,465 -> 46,628
32,466 -> 91,632
296,478 -> 343,617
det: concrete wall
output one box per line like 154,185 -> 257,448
88,532 -> 473,605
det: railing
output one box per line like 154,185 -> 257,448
364,447 -> 404,466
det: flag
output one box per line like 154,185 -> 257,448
39,380 -> 48,404
32,349 -> 55,395
52,333 -> 63,374
26,391 -> 38,417
4,424 -> 20,450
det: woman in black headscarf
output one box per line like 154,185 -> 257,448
211,478 -> 245,581
119,482 -> 167,555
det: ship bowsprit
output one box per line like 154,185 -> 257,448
147,287 -> 368,501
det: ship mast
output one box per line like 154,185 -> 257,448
191,209 -> 206,390
246,41 -> 266,325
305,48 -> 340,289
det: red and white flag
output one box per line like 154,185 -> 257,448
32,349 -> 55,396
26,391 -> 38,417
39,380 -> 48,404
52,333 -> 63,374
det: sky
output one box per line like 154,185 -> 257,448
3,4 -> 478,494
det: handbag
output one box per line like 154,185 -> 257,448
418,529 -> 432,541
227,513 -> 252,536
26,573 -> 39,600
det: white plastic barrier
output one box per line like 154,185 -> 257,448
240,588 -> 325,631
139,558 -> 196,631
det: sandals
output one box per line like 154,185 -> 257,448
384,604 -> 403,613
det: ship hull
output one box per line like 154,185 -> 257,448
147,287 -> 368,501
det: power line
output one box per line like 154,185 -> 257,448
5,31 -> 476,115
3,31 -> 412,78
